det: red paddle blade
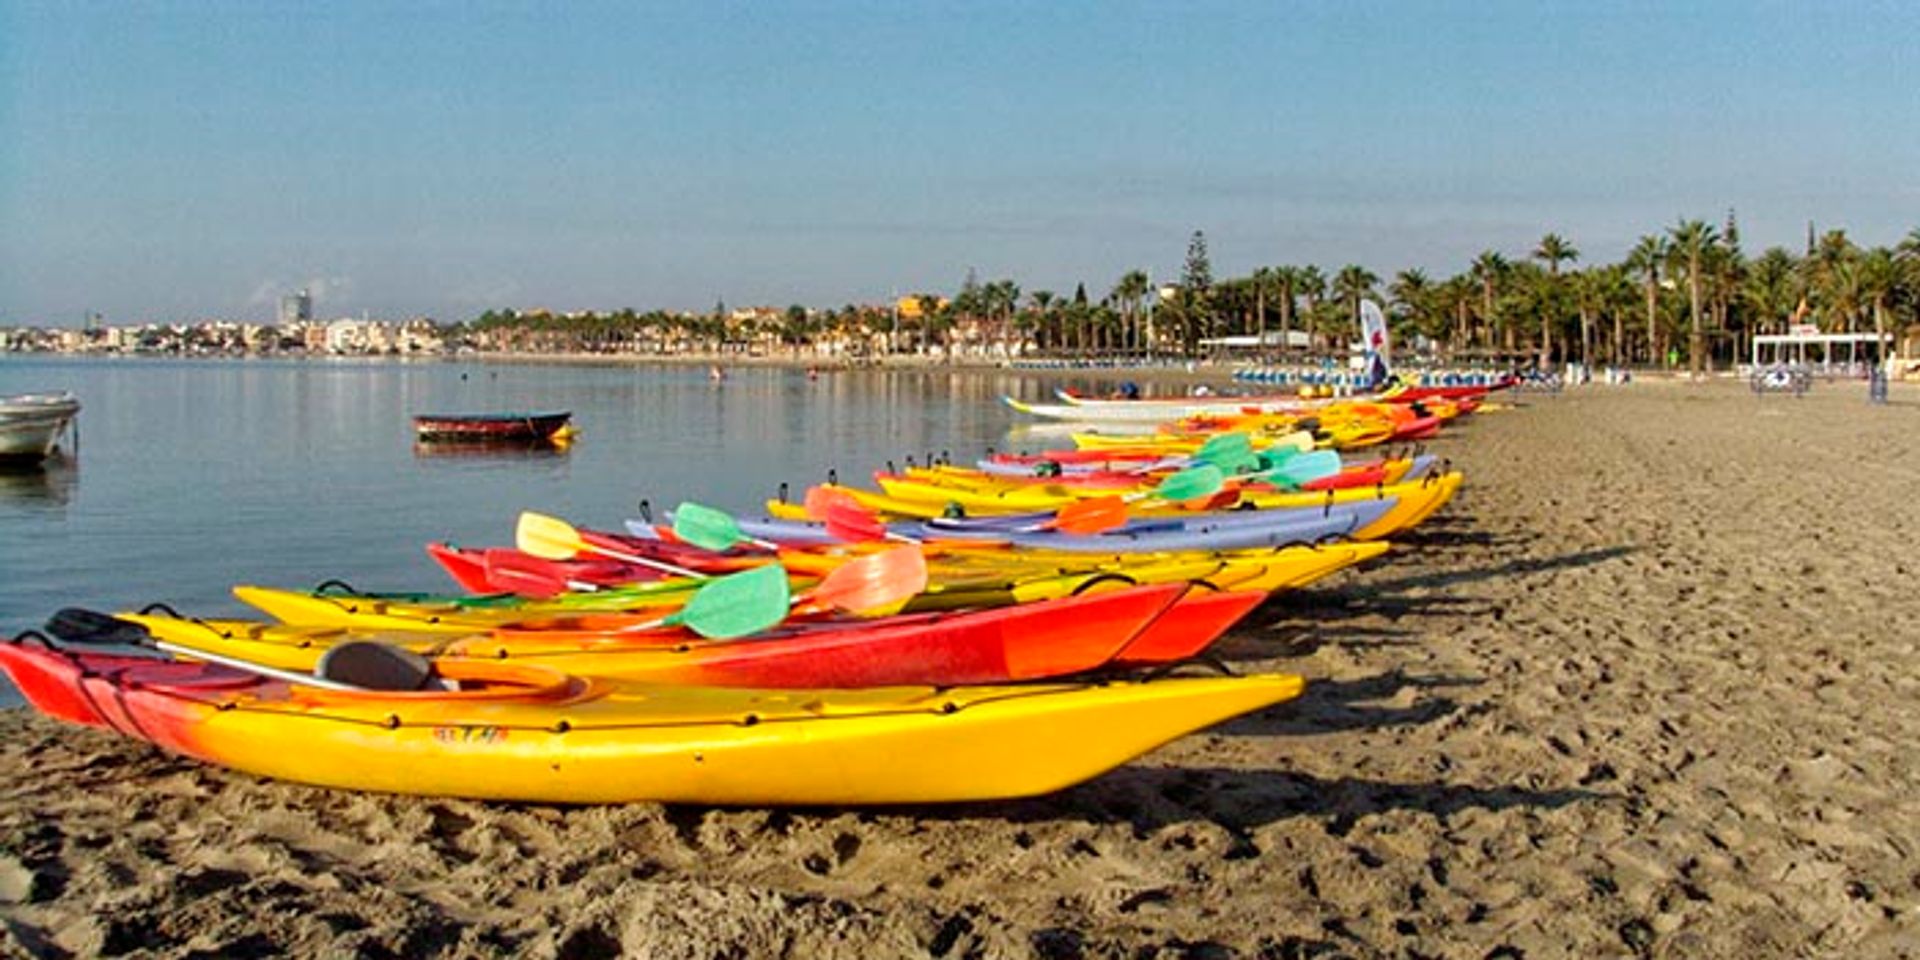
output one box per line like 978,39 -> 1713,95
824,501 -> 890,542
480,548 -> 574,599
1048,496 -> 1128,535
806,545 -> 929,612
803,485 -> 860,521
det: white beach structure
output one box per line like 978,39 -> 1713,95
1748,324 -> 1892,376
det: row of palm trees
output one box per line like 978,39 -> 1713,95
464,220 -> 1920,368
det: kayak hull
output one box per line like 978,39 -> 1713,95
0,640 -> 1304,805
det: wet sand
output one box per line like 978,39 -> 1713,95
3,379 -> 1917,958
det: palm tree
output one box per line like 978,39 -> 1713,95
1271,266 -> 1300,360
1333,265 -> 1380,327
1470,251 -> 1508,355
1568,268 -> 1606,365
1624,235 -> 1669,366
1433,275 -> 1476,355
1027,290 -> 1057,352
1667,219 -> 1718,376
1389,269 -> 1434,347
1742,248 -> 1799,336
1297,265 -> 1327,353
1532,233 -> 1579,366
1583,266 -> 1634,364
914,294 -> 946,357
1858,248 -> 1899,346
1251,267 -> 1274,359
1823,258 -> 1866,334
1111,270 -> 1150,353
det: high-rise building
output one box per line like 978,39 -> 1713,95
278,289 -> 313,327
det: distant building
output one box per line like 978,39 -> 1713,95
895,295 -> 949,319
278,290 -> 313,327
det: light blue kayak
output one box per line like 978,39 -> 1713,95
635,497 -> 1395,553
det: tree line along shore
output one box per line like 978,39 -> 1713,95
464,220 -> 1920,373
9,219 -> 1917,372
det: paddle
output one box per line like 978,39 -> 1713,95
1191,432 -> 1257,473
482,548 -> 604,598
1115,433 -> 1256,477
518,511 -> 708,580
1252,449 -> 1342,487
672,502 -> 779,552
796,544 -> 928,613
611,563 -> 792,639
823,500 -> 921,544
1029,463 -> 1228,535
802,485 -> 861,521
45,608 -> 370,692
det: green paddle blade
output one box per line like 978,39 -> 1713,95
1192,432 -> 1253,468
1253,445 -> 1300,472
673,501 -> 748,551
669,563 -> 791,639
1150,463 -> 1225,502
1265,449 -> 1342,486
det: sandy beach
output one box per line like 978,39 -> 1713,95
3,378 -> 1917,958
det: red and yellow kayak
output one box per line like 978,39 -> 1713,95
0,638 -> 1304,805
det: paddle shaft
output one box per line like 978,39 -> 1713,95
154,639 -> 361,691
584,541 -> 707,580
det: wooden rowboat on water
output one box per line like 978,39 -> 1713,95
411,411 -> 574,444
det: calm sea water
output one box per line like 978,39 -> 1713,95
0,356 -> 1151,704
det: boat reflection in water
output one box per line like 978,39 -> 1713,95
411,439 -> 572,460
0,457 -> 78,506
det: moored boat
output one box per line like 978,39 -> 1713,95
412,410 -> 573,444
0,392 -> 81,463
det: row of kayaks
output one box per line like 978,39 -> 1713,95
1002,379 -> 1500,425
3,382 -> 1495,805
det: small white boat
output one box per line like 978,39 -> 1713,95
0,392 -> 82,462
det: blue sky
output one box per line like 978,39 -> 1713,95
2,1 -> 1915,323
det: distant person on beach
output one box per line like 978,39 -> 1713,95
1118,381 -> 1140,400
708,364 -> 725,382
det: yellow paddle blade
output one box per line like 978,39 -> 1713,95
516,511 -> 586,560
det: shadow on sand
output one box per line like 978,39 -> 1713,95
1361,544 -> 1637,594
1219,669 -> 1483,737
1236,543 -> 1640,640
868,767 -> 1605,834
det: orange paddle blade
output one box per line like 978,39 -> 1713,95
1046,496 -> 1128,535
803,485 -> 861,521
805,545 -> 929,612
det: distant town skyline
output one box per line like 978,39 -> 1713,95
3,1 -> 1917,325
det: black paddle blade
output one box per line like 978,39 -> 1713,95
44,608 -> 152,646
316,641 -> 435,692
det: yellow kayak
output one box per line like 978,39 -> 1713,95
0,639 -> 1305,805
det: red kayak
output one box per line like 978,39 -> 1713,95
81,582 -> 1253,688
427,541 -> 759,597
